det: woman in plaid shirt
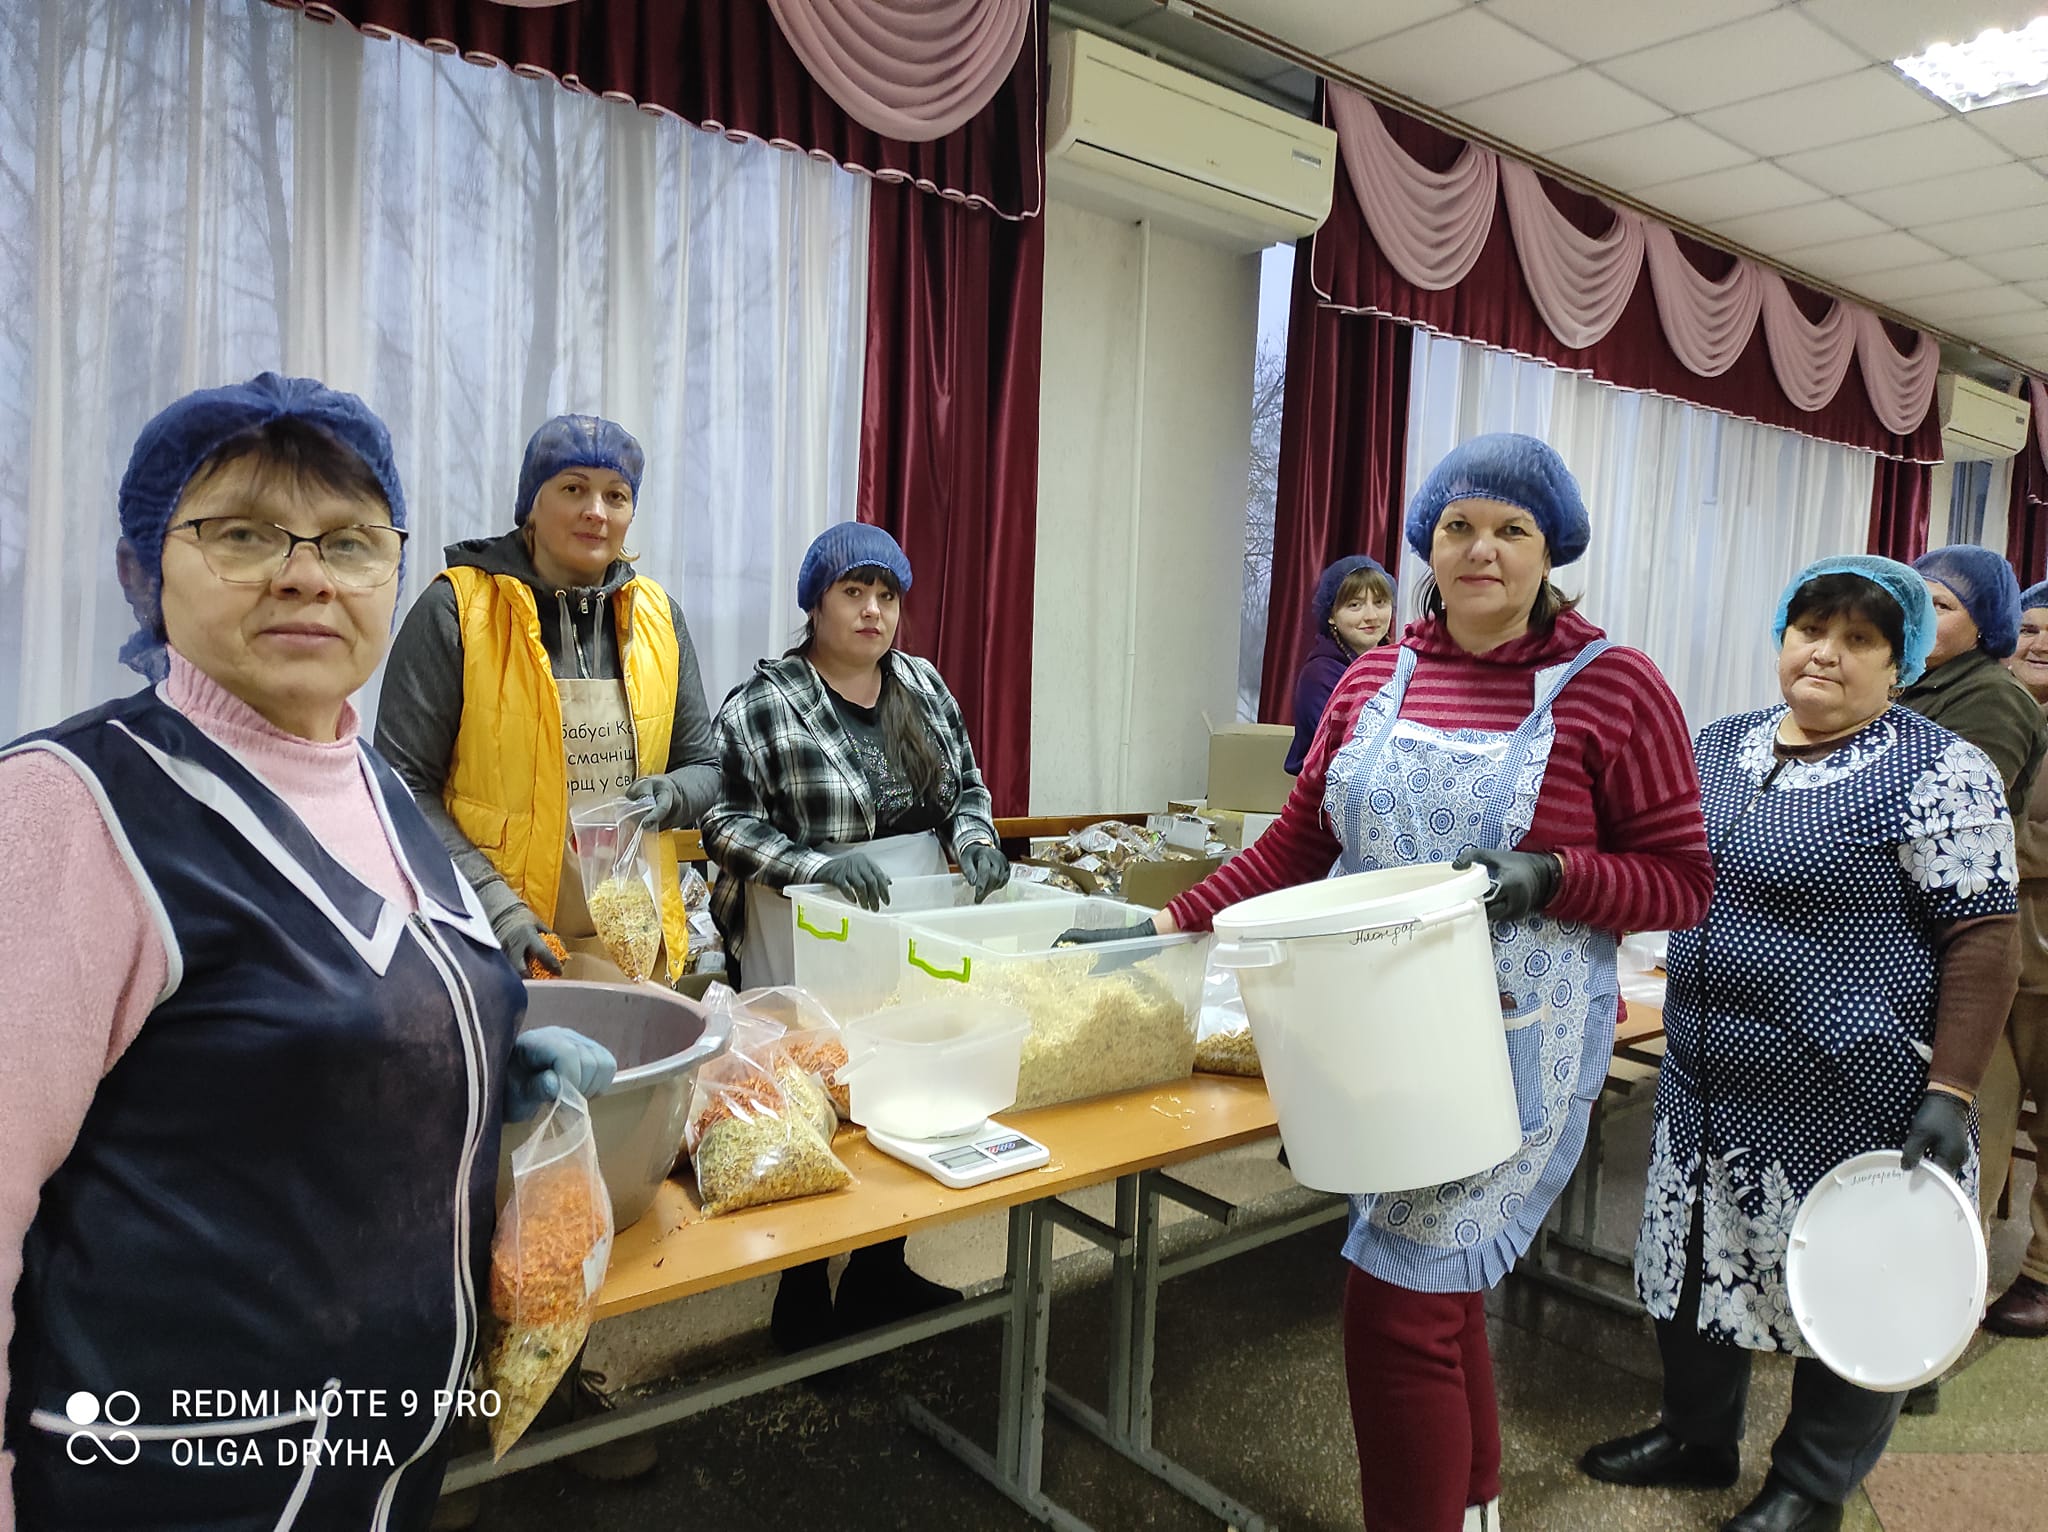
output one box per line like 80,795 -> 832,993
702,522 -> 1008,1347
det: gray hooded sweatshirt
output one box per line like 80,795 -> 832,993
375,529 -> 720,933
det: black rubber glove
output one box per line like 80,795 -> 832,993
958,841 -> 1011,904
1900,1089 -> 1971,1179
626,774 -> 687,832
1055,917 -> 1156,947
1453,847 -> 1563,923
494,906 -> 562,975
820,850 -> 892,912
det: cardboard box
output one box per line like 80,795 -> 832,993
1122,853 -> 1226,910
1206,724 -> 1296,814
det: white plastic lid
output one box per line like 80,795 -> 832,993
1211,862 -> 1488,943
1785,1149 -> 1987,1393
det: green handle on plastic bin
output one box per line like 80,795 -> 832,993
906,940 -> 972,984
795,906 -> 850,943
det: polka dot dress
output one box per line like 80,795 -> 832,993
1634,704 -> 2017,1354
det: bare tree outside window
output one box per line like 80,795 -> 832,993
1238,243 -> 1294,720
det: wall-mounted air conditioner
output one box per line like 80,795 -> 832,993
1047,29 -> 1337,253
1939,372 -> 2032,462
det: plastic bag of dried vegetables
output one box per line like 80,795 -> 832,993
485,1083 -> 612,1459
685,1013 -> 852,1216
738,987 -> 852,1120
1192,965 -> 1260,1077
570,799 -> 663,981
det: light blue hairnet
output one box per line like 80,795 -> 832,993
1913,545 -> 2023,659
115,373 -> 406,681
1311,555 -> 1391,634
514,415 -> 645,526
1405,433 -> 1590,565
797,523 -> 913,612
2021,578 -> 2048,613
1772,554 -> 1936,685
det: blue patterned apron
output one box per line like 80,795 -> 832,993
1323,642 -> 1621,1293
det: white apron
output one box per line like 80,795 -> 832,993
744,831 -> 949,989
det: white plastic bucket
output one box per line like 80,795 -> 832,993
838,1000 -> 1031,1140
1212,864 -> 1520,1194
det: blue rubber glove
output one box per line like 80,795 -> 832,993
504,1027 -> 618,1123
958,841 -> 1011,904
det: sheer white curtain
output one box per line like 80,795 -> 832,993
1403,333 -> 1876,729
0,0 -> 869,741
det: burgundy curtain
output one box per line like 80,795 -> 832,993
857,184 -> 1045,815
1258,235 -> 1413,726
1312,101 -> 1943,463
1869,457 -> 1932,563
298,0 -> 1042,215
2008,383 -> 2048,585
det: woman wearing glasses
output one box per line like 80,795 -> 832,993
0,375 -> 612,1530
378,415 -> 720,987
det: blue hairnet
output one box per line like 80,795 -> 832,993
1405,433 -> 1590,566
1311,555 -> 1391,634
1914,545 -> 2023,659
2021,578 -> 2048,613
1772,554 -> 1936,685
116,372 -> 406,681
797,523 -> 913,612
514,414 -> 645,526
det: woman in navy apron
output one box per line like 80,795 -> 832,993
1071,435 -> 1711,1531
0,376 -> 613,1532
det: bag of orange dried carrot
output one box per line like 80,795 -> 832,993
484,1082 -> 613,1459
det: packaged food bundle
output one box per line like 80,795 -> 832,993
680,866 -> 724,976
525,930 -> 570,981
684,1011 -> 851,1217
738,987 -> 851,1119
485,1084 -> 612,1459
571,799 -> 663,981
1192,966 -> 1260,1077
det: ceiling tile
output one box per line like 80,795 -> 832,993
1980,246 -> 2048,282
1776,119 -> 2014,197
1452,69 -> 1669,155
1329,9 -> 1573,108
1796,0 -> 2048,62
1692,68 -> 1943,157
1899,287 -> 2047,325
1972,95 -> 2048,159
1633,161 -> 1828,224
1852,161 -> 2048,225
1547,118 -> 1753,192
1962,312 -> 2048,343
2022,280 -> 2048,302
1211,0 -> 1464,58
1851,259 -> 2004,303
1599,11 -> 1868,115
1779,229 -> 1947,279
1484,0 -> 1777,62
1914,204 -> 2048,259
1709,199 -> 1889,253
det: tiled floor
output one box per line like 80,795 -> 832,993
472,1115 -> 2045,1532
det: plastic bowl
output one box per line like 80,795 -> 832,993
839,999 -> 1030,1140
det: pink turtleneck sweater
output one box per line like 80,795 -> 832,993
0,653 -> 414,1524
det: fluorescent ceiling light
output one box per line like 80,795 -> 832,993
1895,16 -> 2048,111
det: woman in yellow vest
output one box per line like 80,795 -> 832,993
379,414 -> 719,984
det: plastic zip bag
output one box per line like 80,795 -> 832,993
739,986 -> 852,1120
571,798 -> 663,981
485,1083 -> 612,1459
1193,964 -> 1260,1077
684,1001 -> 851,1216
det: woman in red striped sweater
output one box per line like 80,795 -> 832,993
1073,433 -> 1711,1531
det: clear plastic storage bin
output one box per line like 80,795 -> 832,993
786,873 -> 1080,1021
837,999 -> 1031,1139
895,897 -> 1208,1110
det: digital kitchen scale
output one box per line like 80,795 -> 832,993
865,1119 -> 1051,1188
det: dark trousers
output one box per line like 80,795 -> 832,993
1658,1201 -> 1902,1504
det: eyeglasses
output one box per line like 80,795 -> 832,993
166,517 -> 407,590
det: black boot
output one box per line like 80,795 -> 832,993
834,1242 -> 962,1335
1720,1472 -> 1843,1532
1579,1424 -> 1740,1488
771,1259 -> 839,1354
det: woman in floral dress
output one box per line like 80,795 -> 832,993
1583,555 -> 2020,1532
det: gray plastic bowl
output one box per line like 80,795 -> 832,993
497,981 -> 731,1232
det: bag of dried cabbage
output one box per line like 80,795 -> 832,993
738,987 -> 852,1119
570,798 -> 663,981
1193,965 -> 1260,1077
684,1012 -> 851,1216
485,1083 -> 612,1460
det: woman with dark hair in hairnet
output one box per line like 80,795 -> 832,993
378,414 -> 721,988
1064,434 -> 1712,1531
1285,555 -> 1395,775
0,376 -> 612,1530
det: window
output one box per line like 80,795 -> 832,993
1237,241 -> 1294,720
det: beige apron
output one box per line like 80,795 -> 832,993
744,830 -> 949,989
552,677 -> 663,982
